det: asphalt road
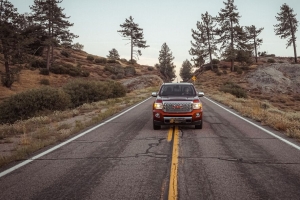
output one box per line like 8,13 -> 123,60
1,96 -> 300,200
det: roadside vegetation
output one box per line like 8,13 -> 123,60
0,86 -> 158,168
197,85 -> 300,142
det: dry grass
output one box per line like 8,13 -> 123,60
0,86 -> 158,168
199,88 -> 300,141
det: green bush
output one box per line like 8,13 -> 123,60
39,68 -> 49,75
50,64 -> 89,77
104,65 -> 124,75
95,58 -> 107,64
40,79 -> 50,85
110,74 -> 117,80
267,58 -> 275,63
117,73 -> 124,79
61,50 -> 70,57
31,60 -> 47,68
62,80 -> 126,107
124,66 -> 136,76
107,59 -> 118,64
220,82 -> 247,98
212,59 -> 220,64
1,72 -> 18,88
0,87 -> 70,124
236,67 -> 243,74
87,55 -> 94,61
147,66 -> 154,71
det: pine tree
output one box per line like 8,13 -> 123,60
107,48 -> 120,60
0,0 -> 21,87
245,25 -> 264,63
190,11 -> 217,69
157,43 -> 176,82
30,0 -> 77,70
180,60 -> 193,82
274,3 -> 298,63
216,0 -> 249,71
117,16 -> 149,62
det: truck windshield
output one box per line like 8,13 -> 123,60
160,85 -> 195,96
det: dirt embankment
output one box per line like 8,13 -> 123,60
246,63 -> 300,94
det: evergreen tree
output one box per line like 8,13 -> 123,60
157,43 -> 176,82
245,25 -> 264,63
216,0 -> 249,71
180,59 -> 193,82
30,0 -> 77,70
117,16 -> 149,62
72,42 -> 84,51
274,3 -> 298,63
190,11 -> 217,69
107,48 -> 120,60
0,0 -> 21,87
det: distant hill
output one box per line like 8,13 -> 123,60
0,47 -> 163,102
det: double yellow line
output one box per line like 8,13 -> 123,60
168,126 -> 179,200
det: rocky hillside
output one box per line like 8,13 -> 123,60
0,47 -> 163,102
195,56 -> 300,112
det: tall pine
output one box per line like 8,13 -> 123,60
274,3 -> 298,63
245,25 -> 264,63
157,43 -> 176,82
118,16 -> 149,62
0,0 -> 21,87
180,60 -> 193,82
30,0 -> 77,70
216,0 -> 249,71
190,11 -> 217,69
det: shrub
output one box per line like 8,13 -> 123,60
147,66 -> 154,71
40,79 -> 50,85
107,59 -> 118,64
267,58 -> 275,63
87,55 -> 94,61
1,71 -> 19,88
110,74 -> 117,80
62,80 -> 126,107
0,87 -> 70,124
212,59 -> 220,64
31,60 -> 47,68
116,73 -> 124,79
104,65 -> 124,75
61,50 -> 70,57
236,67 -> 243,74
220,82 -> 247,98
124,66 -> 136,76
50,64 -> 89,77
95,58 -> 107,64
39,68 -> 49,75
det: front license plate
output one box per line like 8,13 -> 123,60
170,118 -> 185,123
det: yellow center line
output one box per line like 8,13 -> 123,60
168,126 -> 179,200
167,127 -> 173,142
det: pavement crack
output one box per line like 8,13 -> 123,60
178,156 -> 300,165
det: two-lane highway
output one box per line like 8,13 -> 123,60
1,96 -> 300,200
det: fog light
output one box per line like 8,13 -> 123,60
155,113 -> 160,118
196,113 -> 200,118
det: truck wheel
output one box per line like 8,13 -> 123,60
195,121 -> 202,129
153,122 -> 161,130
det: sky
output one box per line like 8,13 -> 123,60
9,0 -> 300,79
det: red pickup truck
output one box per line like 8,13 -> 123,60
151,83 -> 204,130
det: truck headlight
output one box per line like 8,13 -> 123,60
154,102 -> 163,109
192,102 -> 202,110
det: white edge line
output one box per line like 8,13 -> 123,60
204,96 -> 300,151
0,97 -> 152,178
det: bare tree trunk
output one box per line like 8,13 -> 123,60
230,20 -> 234,72
254,37 -> 258,63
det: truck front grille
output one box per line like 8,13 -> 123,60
163,102 -> 192,112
